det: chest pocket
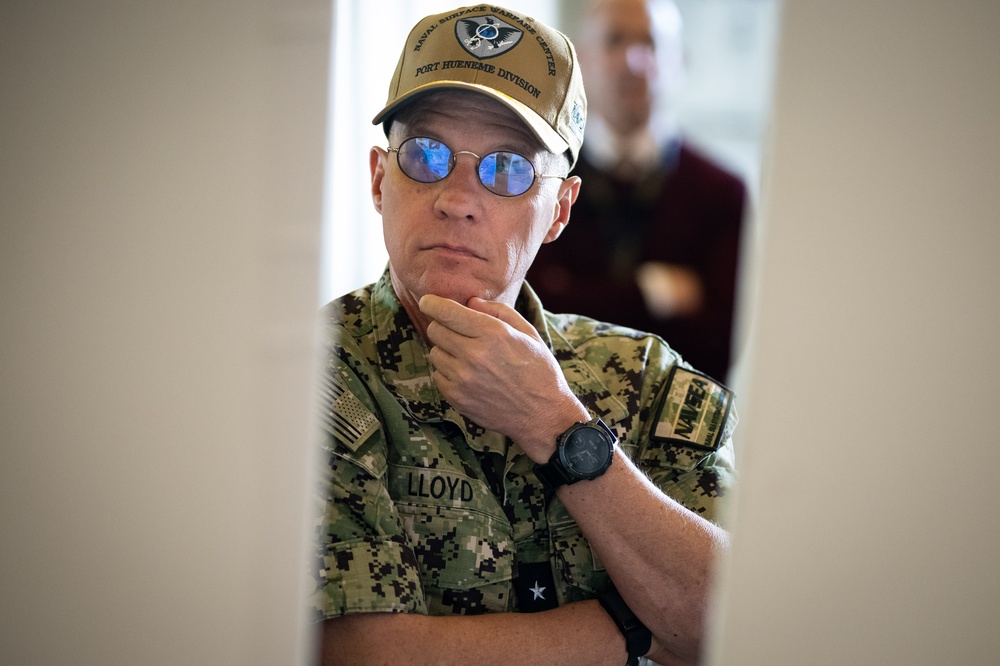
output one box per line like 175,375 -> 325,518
547,502 -> 608,604
390,465 -> 514,594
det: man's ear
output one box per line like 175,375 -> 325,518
370,146 -> 387,214
543,175 -> 582,243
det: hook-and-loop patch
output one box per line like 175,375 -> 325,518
652,366 -> 736,452
320,365 -> 380,453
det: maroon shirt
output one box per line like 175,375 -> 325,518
527,142 -> 747,384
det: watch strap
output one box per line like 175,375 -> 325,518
532,455 -> 575,489
598,584 -> 652,662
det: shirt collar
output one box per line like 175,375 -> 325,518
581,115 -> 678,175
369,269 -> 627,448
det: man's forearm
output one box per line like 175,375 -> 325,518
413,294 -> 729,662
558,452 -> 730,664
321,600 -> 626,665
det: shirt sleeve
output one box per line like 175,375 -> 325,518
310,358 -> 427,619
637,363 -> 738,528
564,323 -> 738,529
640,435 -> 736,528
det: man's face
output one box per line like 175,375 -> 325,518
370,92 -> 578,309
579,0 -> 684,133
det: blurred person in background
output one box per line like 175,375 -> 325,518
528,0 -> 747,384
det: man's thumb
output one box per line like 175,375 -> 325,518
466,297 -> 537,338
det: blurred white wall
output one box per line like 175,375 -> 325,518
709,1 -> 1000,663
0,1 -> 329,664
671,0 -> 780,196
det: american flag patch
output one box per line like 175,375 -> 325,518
319,366 -> 380,451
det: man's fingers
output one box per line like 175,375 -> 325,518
467,297 -> 540,340
426,342 -> 456,379
418,294 -> 487,338
419,293 -> 541,345
424,318 -> 466,355
417,293 -> 450,321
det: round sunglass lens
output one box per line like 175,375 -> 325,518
479,151 -> 535,196
399,138 -> 452,182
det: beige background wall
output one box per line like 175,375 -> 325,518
709,1 -> 1000,664
1,1 -> 329,664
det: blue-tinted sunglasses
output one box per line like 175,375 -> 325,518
388,136 -> 564,197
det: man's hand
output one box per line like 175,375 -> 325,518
635,262 -> 704,319
418,294 -> 588,461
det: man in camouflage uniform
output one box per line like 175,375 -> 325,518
314,5 -> 737,665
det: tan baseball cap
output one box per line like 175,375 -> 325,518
373,5 -> 588,168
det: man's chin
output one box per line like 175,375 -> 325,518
419,282 -> 483,307
428,284 -> 511,309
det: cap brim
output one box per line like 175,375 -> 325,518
372,81 -> 570,158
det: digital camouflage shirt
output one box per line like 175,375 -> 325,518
312,269 -> 737,620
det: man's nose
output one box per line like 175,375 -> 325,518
445,151 -> 485,192
624,43 -> 656,75
434,151 -> 483,218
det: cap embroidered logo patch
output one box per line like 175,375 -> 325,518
373,5 -> 588,167
456,16 -> 523,59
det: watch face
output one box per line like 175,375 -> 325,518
563,426 -> 612,476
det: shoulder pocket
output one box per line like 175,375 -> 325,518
645,366 -> 737,472
319,361 -> 385,478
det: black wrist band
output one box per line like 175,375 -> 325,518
598,584 -> 653,661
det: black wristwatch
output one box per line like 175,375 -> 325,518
598,584 -> 653,662
533,417 -> 616,490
